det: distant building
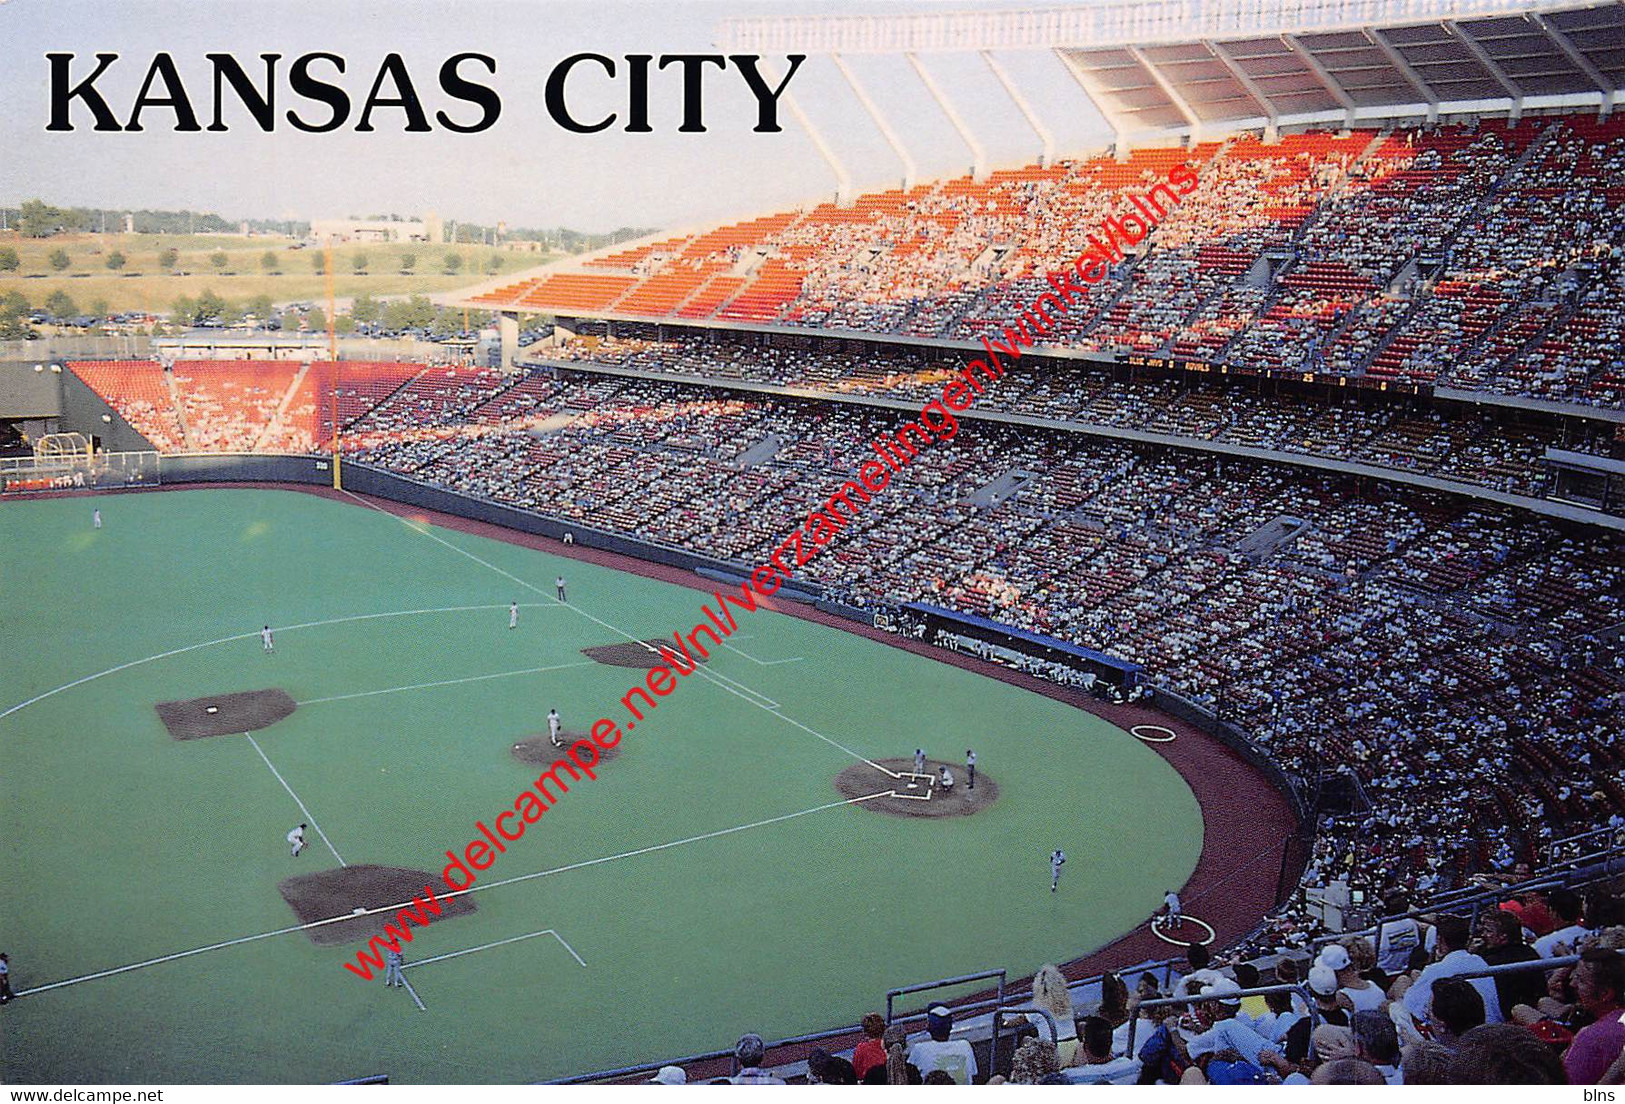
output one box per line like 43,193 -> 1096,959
309,216 -> 439,244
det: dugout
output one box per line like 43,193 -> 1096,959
901,603 -> 1142,688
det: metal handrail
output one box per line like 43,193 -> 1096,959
886,968 -> 1007,1026
1124,983 -> 1318,1057
991,1005 -> 1060,1080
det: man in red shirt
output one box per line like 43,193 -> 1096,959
851,1013 -> 888,1082
1563,949 -> 1625,1085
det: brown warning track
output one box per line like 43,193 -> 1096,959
147,481 -> 1303,1075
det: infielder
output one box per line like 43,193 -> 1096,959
261,625 -> 274,653
1163,889 -> 1183,931
548,708 -> 563,748
288,823 -> 307,858
384,947 -> 405,988
966,749 -> 977,790
509,602 -> 519,629
555,576 -> 567,602
1050,849 -> 1067,892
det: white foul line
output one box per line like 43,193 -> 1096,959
340,490 -> 901,779
13,789 -> 891,999
0,603 -> 548,723
246,733 -> 346,867
400,974 -> 427,1011
297,661 -> 595,706
402,928 -> 586,970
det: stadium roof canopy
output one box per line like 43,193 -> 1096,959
718,0 -> 1625,151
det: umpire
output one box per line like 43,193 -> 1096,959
384,947 -> 405,989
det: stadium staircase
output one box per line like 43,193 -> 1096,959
256,362 -> 312,452
163,366 -> 196,450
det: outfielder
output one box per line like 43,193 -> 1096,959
93,508 -> 102,529
288,823 -> 307,858
509,601 -> 519,629
555,576 -> 567,602
1050,849 -> 1067,892
261,625 -> 274,653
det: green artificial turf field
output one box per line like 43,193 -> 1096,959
0,487 -> 1203,1083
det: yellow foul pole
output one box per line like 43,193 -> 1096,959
325,238 -> 341,490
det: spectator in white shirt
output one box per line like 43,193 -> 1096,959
1402,914 -> 1504,1025
1533,890 -> 1589,957
906,1006 -> 978,1085
1063,1016 -> 1142,1084
1319,941 -> 1385,1012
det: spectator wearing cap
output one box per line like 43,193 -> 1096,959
1477,908 -> 1543,1019
729,1033 -> 786,1085
850,1013 -> 888,1082
1308,964 -> 1351,1027
1562,948 -> 1625,1084
1402,914 -> 1504,1025
906,1005 -> 978,1085
646,1066 -> 687,1084
1318,942 -> 1384,1013
1179,978 -> 1293,1079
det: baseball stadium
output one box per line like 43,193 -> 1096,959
4,0 -> 1625,1089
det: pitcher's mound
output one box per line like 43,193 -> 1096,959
278,864 -> 476,945
834,758 -> 999,818
512,731 -> 620,764
157,688 -> 295,739
582,640 -> 709,669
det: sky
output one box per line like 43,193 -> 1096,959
0,0 -> 1114,234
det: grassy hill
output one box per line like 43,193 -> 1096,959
0,232 -> 555,315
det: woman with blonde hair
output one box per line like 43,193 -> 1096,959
1028,963 -> 1081,1065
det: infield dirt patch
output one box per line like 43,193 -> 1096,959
511,730 -> 620,764
156,688 -> 296,739
834,758 -> 999,818
582,640 -> 711,669
278,864 -> 477,946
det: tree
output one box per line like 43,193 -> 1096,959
383,294 -> 435,331
245,294 -> 274,321
398,251 -> 416,274
171,295 -> 197,323
306,306 -> 327,332
261,250 -> 280,274
89,297 -> 109,320
334,314 -> 356,335
45,290 -> 77,318
210,250 -> 229,272
352,250 -> 369,274
0,289 -> 28,316
441,252 -> 463,275
106,251 -> 127,271
48,248 -> 72,272
484,253 -> 503,275
19,199 -> 57,238
158,247 -> 179,270
351,293 -> 381,325
0,246 -> 19,272
195,289 -> 227,322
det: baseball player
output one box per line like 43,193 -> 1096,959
966,749 -> 977,790
555,575 -> 567,602
261,625 -> 274,653
92,508 -> 102,529
384,947 -> 405,988
288,823 -> 307,858
509,601 -> 519,629
938,766 -> 955,794
1050,849 -> 1067,892
0,952 -> 12,1003
548,708 -> 563,748
914,747 -> 927,776
1163,889 -> 1184,931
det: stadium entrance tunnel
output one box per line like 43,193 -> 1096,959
278,864 -> 477,946
156,688 -> 296,738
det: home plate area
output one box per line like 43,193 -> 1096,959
833,758 -> 999,819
